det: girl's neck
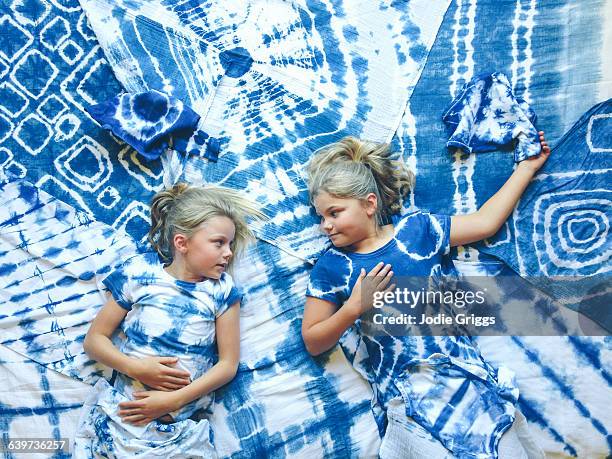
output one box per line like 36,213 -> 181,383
350,223 -> 395,254
164,260 -> 203,283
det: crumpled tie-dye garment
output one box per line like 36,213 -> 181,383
86,89 -> 209,161
443,72 -> 540,163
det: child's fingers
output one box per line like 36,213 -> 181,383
164,375 -> 190,385
163,367 -> 191,378
161,382 -> 187,390
118,408 -> 143,416
369,263 -> 391,278
366,262 -> 385,276
157,356 -> 179,365
150,385 -> 171,392
119,400 -> 144,409
377,271 -> 394,290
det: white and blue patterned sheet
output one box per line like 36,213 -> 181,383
442,72 -> 540,162
0,343 -> 88,459
2,0 -> 611,457
78,0 -> 452,261
480,98 -> 612,330
0,0 -> 160,245
389,1 -> 612,454
0,177 -> 381,457
0,179 -> 138,383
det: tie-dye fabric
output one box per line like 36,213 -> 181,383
0,178 -> 138,382
75,253 -> 240,457
0,0 -> 164,245
85,90 -> 202,161
480,98 -> 612,329
306,212 -> 518,458
74,378 -> 216,458
77,0 -> 452,263
2,0 -> 612,457
443,72 -> 540,163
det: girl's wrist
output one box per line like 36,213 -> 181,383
341,298 -> 361,321
172,386 -> 192,409
516,160 -> 538,175
122,356 -> 142,379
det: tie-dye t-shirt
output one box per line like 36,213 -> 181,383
103,252 -> 242,421
306,211 -> 519,457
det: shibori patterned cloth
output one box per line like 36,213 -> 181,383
1,0 -> 612,457
442,72 -> 541,163
306,211 -> 519,458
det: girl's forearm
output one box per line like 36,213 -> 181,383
172,360 -> 238,408
303,300 -> 359,356
83,333 -> 136,377
477,163 -> 536,235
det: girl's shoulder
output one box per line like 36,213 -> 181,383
394,210 -> 451,255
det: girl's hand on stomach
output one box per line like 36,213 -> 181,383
344,262 -> 395,319
118,390 -> 182,426
128,356 -> 191,391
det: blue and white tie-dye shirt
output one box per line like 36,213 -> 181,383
103,252 -> 242,421
306,212 -> 518,458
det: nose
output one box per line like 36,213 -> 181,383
223,246 -> 232,259
320,218 -> 332,233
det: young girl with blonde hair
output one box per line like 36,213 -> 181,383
74,183 -> 264,458
303,136 -> 550,458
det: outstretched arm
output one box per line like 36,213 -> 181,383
450,131 -> 551,247
118,301 -> 241,425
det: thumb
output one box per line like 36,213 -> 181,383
132,392 -> 148,398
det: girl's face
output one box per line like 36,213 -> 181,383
176,216 -> 236,281
313,191 -> 377,249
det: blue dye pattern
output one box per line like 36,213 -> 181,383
2,0 -> 611,456
306,212 -> 518,457
443,72 -> 540,163
481,99 -> 612,329
74,252 -> 240,457
0,0 -> 165,243
86,90 -> 201,161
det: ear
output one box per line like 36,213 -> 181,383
364,193 -> 378,217
173,233 -> 189,254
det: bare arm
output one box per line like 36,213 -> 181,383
302,296 -> 360,356
450,131 -> 551,247
118,301 -> 241,425
84,298 -> 190,390
302,263 -> 393,356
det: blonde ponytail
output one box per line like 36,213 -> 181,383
307,137 -> 414,225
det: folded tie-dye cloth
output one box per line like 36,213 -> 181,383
443,72 -> 540,163
86,90 -> 204,161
